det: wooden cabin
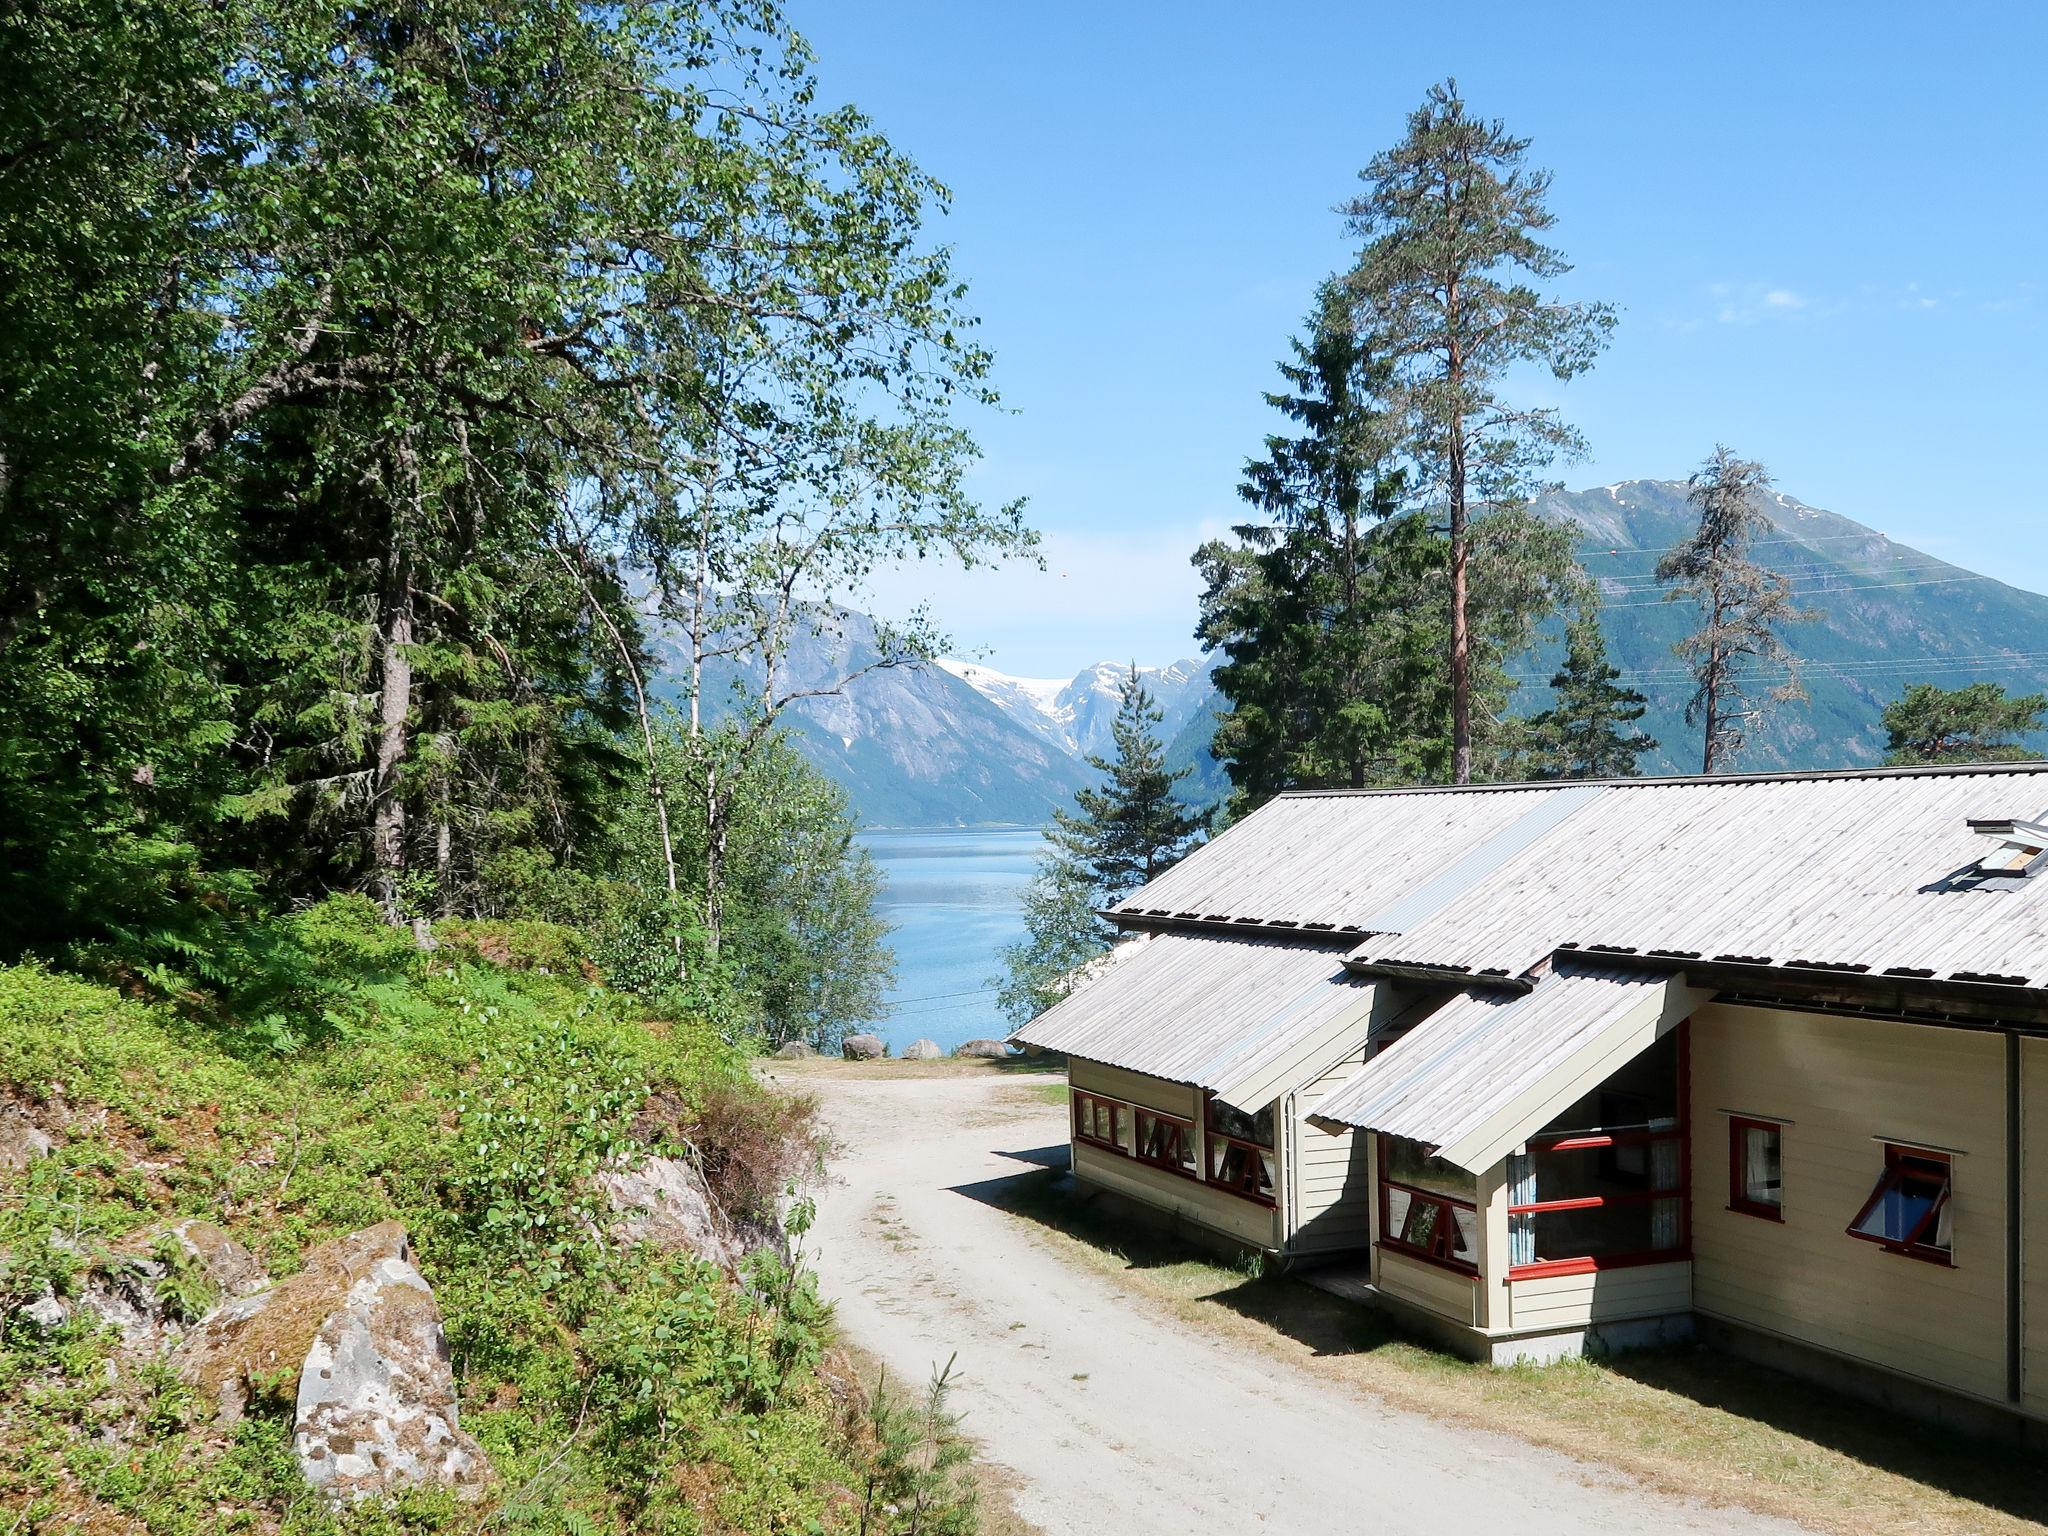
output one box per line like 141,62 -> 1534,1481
1012,764 -> 2048,1437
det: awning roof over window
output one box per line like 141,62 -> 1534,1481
1311,964 -> 1706,1173
1009,932 -> 1379,1111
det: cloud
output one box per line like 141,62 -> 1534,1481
1764,288 -> 1805,310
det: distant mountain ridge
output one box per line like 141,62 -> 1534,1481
644,481 -> 2048,825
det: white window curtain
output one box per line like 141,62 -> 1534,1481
1508,1152 -> 1536,1266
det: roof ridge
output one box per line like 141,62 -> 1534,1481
1275,759 -> 2048,798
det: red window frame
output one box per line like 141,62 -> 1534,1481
1376,1136 -> 1479,1277
1505,1022 -> 1692,1280
1846,1144 -> 1953,1267
1202,1093 -> 1277,1208
1134,1106 -> 1199,1178
1727,1115 -> 1784,1222
1071,1090 -> 1124,1152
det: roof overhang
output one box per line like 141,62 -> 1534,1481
1311,965 -> 1708,1173
1010,931 -> 1382,1110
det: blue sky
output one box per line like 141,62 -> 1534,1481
805,2 -> 2048,680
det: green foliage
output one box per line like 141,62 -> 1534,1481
1341,78 -> 1614,782
1882,682 -> 2048,766
1525,597 -> 1658,779
994,853 -> 1112,1027
0,952 -> 913,1534
859,1357 -> 980,1536
998,669 -> 1202,1026
1051,669 -> 1209,903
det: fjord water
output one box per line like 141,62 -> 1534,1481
859,826 -> 1044,1053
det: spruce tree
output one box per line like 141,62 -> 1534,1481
1052,667 -> 1209,902
1657,446 -> 1817,773
1528,598 -> 1656,778
1343,80 -> 1614,785
1882,682 -> 2047,765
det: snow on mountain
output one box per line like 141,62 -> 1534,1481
940,654 -> 1219,761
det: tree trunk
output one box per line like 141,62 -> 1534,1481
371,538 -> 414,926
1446,279 -> 1471,787
702,758 -> 726,955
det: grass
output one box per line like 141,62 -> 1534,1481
987,1167 -> 2048,1536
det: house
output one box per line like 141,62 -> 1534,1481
1011,763 -> 2048,1437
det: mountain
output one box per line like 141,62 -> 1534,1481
642,481 -> 2048,825
938,654 -> 1217,761
1532,480 -> 2048,774
645,610 -> 1089,828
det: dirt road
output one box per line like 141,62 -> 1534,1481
782,1063 -> 1805,1536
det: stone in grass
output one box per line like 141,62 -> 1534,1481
772,1040 -> 819,1060
0,1102 -> 55,1171
594,1155 -> 741,1270
952,1039 -> 1012,1060
841,1033 -> 886,1061
177,1221 -> 492,1505
77,1217 -> 269,1350
900,1039 -> 944,1062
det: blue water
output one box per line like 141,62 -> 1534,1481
860,827 -> 1045,1053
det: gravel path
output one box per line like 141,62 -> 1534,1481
785,1064 -> 1805,1536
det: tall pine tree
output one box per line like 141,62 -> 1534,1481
1343,80 -> 1614,785
1882,682 -> 2047,765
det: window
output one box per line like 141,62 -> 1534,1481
1728,1117 -> 1783,1220
1506,1028 -> 1688,1278
1134,1107 -> 1199,1177
1072,1091 -> 1131,1153
1847,1144 -> 1952,1265
1378,1135 -> 1479,1274
1205,1097 -> 1276,1206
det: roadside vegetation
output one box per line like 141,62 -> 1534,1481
990,1164 -> 2046,1536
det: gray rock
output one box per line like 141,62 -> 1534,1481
953,1038 -> 1012,1059
79,1218 -> 268,1351
18,1293 -> 67,1334
595,1155 -> 740,1269
293,1247 -> 491,1504
901,1038 -> 943,1061
772,1040 -> 819,1060
0,1104 -> 55,1171
841,1033 -> 886,1061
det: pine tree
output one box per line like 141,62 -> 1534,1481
1528,598 -> 1656,778
1657,446 -> 1818,773
1053,667 -> 1209,901
1343,79 -> 1615,785
1882,682 -> 2047,765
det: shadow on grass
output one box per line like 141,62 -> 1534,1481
957,1163 -> 2048,1527
1602,1346 -> 2048,1526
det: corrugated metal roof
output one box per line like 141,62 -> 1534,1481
1009,931 -> 1374,1096
1347,765 -> 2048,990
1312,965 -> 1705,1170
1112,785 -> 1571,931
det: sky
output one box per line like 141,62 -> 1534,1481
799,1 -> 2048,681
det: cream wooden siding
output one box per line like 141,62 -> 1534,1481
1287,1045 -> 1373,1253
2024,1037 -> 2048,1416
1689,1003 -> 2009,1405
1067,1061 -> 1277,1249
1376,1247 -> 1477,1325
1508,1262 -> 1691,1332
1069,1058 -> 1197,1118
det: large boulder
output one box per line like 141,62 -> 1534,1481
175,1221 -> 491,1503
294,1248 -> 492,1504
840,1033 -> 885,1061
594,1155 -> 740,1269
953,1038 -> 1012,1060
772,1040 -> 819,1060
900,1038 -> 943,1062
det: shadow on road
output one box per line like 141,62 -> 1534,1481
949,1160 -> 2048,1531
